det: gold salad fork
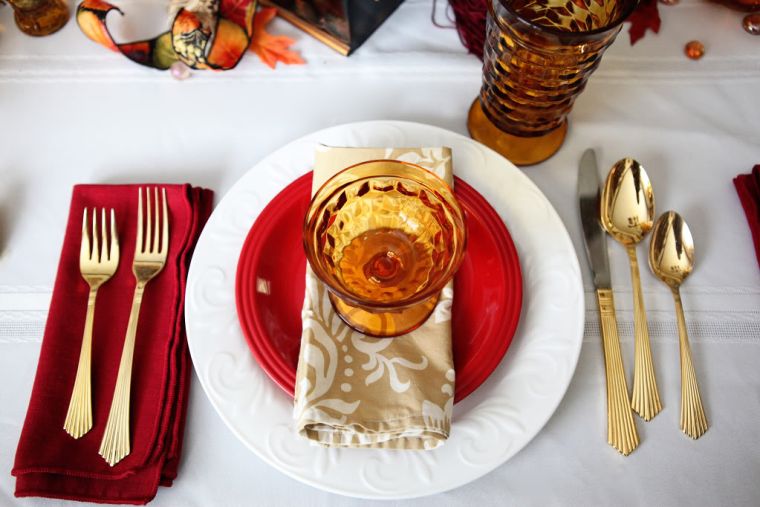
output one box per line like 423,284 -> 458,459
64,208 -> 120,439
99,188 -> 169,466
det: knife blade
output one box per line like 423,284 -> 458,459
578,148 -> 639,456
578,148 -> 611,289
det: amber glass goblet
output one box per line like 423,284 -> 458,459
304,160 -> 467,338
468,0 -> 638,166
6,0 -> 69,36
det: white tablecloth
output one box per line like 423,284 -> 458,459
1,0 -> 759,505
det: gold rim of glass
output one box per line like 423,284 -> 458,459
303,159 -> 467,310
495,0 -> 640,37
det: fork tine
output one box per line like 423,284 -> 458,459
136,188 -> 144,254
145,188 -> 152,254
92,208 -> 100,263
110,209 -> 120,266
160,188 -> 169,256
80,208 -> 90,264
153,188 -> 160,254
101,208 -> 107,261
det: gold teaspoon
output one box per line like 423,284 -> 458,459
601,158 -> 662,421
649,211 -> 708,439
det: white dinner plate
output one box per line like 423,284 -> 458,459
185,121 -> 584,499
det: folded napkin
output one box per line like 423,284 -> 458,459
293,147 -> 456,450
13,184 -> 213,504
733,165 -> 760,269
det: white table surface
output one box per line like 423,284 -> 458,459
1,0 -> 759,505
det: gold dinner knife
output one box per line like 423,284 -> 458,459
578,149 -> 639,455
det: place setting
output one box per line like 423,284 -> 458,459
579,149 -> 709,456
185,123 -> 585,498
12,185 -> 213,503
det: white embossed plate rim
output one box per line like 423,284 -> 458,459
185,121 -> 584,499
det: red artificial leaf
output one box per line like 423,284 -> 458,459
249,7 -> 305,69
627,0 -> 661,45
221,0 -> 256,33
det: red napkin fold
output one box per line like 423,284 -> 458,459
733,165 -> 760,269
12,184 -> 213,504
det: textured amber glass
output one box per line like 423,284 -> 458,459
304,160 -> 467,338
7,0 -> 69,36
468,0 -> 637,165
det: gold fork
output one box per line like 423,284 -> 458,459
99,188 -> 169,466
64,208 -> 119,439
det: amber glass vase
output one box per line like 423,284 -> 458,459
468,0 -> 638,166
304,160 -> 467,338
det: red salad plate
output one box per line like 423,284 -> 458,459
235,172 -> 522,403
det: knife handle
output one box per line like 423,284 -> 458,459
596,288 -> 639,455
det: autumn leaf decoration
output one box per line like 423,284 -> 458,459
249,7 -> 305,69
627,0 -> 661,45
77,0 -> 303,71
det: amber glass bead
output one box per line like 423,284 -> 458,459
743,14 -> 760,35
684,40 -> 705,60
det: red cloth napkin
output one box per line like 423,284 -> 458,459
12,184 -> 213,504
734,165 -> 760,269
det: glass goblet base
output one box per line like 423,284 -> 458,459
12,0 -> 69,36
467,99 -> 567,167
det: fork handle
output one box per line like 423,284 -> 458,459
596,288 -> 639,455
99,281 -> 145,466
673,288 -> 708,439
627,245 -> 662,421
63,286 -> 98,439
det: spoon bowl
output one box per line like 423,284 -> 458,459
649,211 -> 695,289
600,158 -> 655,245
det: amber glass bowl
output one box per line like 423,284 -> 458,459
303,160 -> 467,337
468,0 -> 638,166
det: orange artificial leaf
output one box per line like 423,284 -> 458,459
249,7 -> 305,69
256,6 -> 277,26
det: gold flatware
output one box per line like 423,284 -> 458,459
601,158 -> 662,421
649,211 -> 708,439
578,149 -> 639,455
99,188 -> 169,466
64,208 -> 119,439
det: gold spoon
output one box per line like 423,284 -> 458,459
601,158 -> 662,421
649,211 -> 708,439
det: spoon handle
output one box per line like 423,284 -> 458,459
626,245 -> 662,421
596,288 -> 639,455
672,288 -> 708,439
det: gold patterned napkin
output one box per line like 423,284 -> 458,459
293,146 -> 456,450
